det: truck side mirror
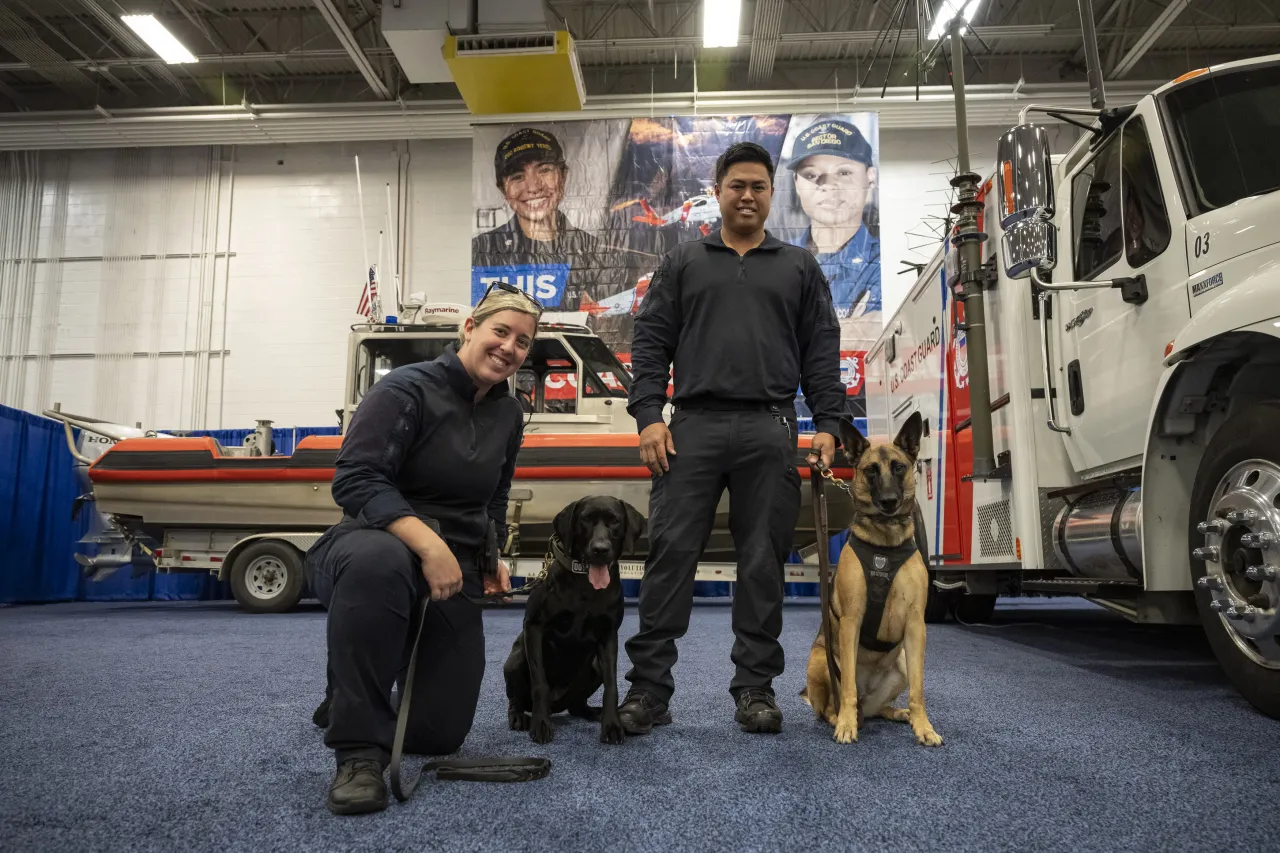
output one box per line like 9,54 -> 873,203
996,124 -> 1058,279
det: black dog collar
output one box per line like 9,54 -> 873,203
549,536 -> 589,575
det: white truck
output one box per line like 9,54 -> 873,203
864,53 -> 1280,718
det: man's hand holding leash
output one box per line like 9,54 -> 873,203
639,422 -> 676,476
806,431 -> 837,472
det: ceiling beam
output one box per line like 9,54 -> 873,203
310,0 -> 391,99
0,47 -> 400,73
0,80 -> 1168,151
0,21 -> 1271,77
749,0 -> 786,86
1111,0 -> 1192,78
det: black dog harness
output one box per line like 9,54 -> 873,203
845,535 -> 919,653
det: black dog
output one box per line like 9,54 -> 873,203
503,495 -> 646,745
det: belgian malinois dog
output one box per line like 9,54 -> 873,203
802,411 -> 943,746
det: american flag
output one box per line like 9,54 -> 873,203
357,265 -> 379,321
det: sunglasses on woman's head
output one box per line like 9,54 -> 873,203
478,281 -> 544,316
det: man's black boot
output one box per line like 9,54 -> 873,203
617,689 -> 672,735
735,688 -> 783,734
327,758 -> 388,815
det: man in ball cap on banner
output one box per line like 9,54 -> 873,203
472,126 -> 633,323
786,118 -> 882,347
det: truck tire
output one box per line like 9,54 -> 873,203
913,503 -> 949,624
229,540 -> 305,614
1188,401 -> 1280,719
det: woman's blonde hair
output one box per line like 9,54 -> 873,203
457,289 -> 542,346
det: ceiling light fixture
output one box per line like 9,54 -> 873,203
121,14 -> 197,64
928,0 -> 984,41
702,0 -> 741,49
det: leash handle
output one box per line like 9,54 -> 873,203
810,464 -> 842,716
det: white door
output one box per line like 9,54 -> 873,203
1055,108 -> 1191,474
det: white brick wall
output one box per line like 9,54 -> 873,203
3,125 -> 1079,432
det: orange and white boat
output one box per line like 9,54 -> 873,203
86,431 -> 854,564
58,303 -> 854,611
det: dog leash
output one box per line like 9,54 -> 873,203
389,587 -> 551,802
810,461 -> 843,716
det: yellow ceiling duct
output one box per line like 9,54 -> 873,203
443,30 -> 586,115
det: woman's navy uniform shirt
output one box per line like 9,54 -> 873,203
331,345 -> 525,552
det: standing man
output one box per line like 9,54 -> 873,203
619,141 -> 846,735
786,118 -> 882,348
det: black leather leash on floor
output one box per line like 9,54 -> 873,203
389,584 -> 552,802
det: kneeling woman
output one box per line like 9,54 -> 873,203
306,285 -> 539,815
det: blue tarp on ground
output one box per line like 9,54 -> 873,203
1,403 -> 845,604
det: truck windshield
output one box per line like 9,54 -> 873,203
356,337 -> 453,399
1163,63 -> 1280,214
565,335 -> 632,398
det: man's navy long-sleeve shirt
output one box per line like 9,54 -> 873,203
626,230 -> 846,438
331,346 -> 524,551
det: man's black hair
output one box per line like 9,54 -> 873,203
714,142 -> 775,186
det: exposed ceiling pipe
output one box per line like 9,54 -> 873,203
0,6 -> 98,96
748,0 -> 786,87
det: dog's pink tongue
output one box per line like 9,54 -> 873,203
589,564 -> 610,590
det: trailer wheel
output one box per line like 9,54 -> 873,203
229,541 -> 305,614
912,503 -> 949,624
1189,401 -> 1280,719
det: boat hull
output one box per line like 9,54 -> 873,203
88,433 -> 856,560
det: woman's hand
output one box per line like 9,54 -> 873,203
484,559 -> 513,602
418,538 -> 463,601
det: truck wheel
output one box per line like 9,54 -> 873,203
229,541 -> 305,614
1189,402 -> 1280,719
913,503 -> 949,624
954,593 -> 997,624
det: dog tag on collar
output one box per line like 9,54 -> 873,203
570,561 -> 588,574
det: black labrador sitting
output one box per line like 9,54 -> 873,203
503,495 -> 646,745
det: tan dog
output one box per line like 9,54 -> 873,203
802,412 -> 943,747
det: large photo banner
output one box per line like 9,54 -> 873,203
471,113 -> 881,419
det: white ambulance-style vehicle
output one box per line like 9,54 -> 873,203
865,55 -> 1280,718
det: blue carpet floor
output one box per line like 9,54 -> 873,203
1,597 -> 1277,852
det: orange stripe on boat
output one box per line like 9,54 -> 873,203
90,464 -> 853,483
89,468 -> 337,483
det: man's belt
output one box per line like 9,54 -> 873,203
674,398 -> 796,414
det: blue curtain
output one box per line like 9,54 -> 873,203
0,405 -> 87,603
